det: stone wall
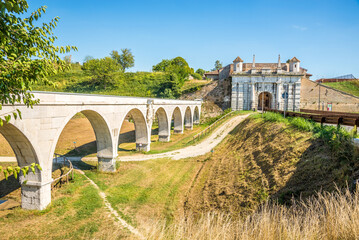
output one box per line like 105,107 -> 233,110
300,78 -> 359,112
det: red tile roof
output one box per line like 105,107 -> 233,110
204,70 -> 219,75
290,57 -> 300,62
233,56 -> 243,62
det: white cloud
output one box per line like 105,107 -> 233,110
292,25 -> 308,31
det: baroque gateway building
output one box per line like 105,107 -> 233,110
230,55 -> 310,111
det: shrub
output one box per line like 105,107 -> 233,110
191,72 -> 202,80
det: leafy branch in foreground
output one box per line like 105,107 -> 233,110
0,0 -> 77,125
0,163 -> 42,180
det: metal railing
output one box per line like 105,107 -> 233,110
191,111 -> 236,143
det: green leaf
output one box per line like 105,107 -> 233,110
7,166 -> 13,174
17,109 -> 22,119
4,170 -> 8,180
5,115 -> 11,123
36,164 -> 42,171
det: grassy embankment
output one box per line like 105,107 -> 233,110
0,167 -> 131,239
322,80 -> 359,97
1,112 -> 358,239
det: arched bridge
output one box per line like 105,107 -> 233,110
0,91 -> 201,210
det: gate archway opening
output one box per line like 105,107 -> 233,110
258,92 -> 272,110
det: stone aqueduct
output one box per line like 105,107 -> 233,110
0,92 -> 201,210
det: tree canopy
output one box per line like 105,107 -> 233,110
0,0 -> 76,125
196,68 -> 206,76
82,57 -> 120,89
110,48 -> 134,72
152,57 -> 191,83
214,60 -> 223,70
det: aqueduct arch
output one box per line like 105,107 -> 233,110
50,109 -> 116,172
172,107 -> 183,134
193,106 -> 200,125
118,108 -> 150,152
0,91 -> 201,210
154,107 -> 170,142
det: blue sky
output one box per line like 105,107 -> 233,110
28,0 -> 359,79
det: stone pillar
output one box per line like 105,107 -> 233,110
20,172 -> 52,210
173,129 -> 183,134
98,156 -> 117,172
251,83 -> 256,110
288,83 -> 293,111
276,82 -> 282,110
158,135 -> 170,142
136,143 -> 150,152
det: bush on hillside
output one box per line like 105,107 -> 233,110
191,72 -> 202,80
82,57 -> 121,89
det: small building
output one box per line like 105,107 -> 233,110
204,70 -> 219,80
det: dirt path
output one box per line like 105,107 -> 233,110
119,114 -> 250,162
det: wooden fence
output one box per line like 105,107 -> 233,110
266,108 -> 359,127
53,153 -> 74,187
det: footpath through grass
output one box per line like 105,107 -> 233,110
81,158 -> 203,228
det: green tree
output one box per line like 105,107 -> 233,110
157,73 -> 181,98
191,72 -> 202,80
152,56 -> 191,86
214,60 -> 222,70
82,57 -> 120,89
196,68 -> 206,76
110,48 -> 134,72
152,59 -> 171,72
0,0 -> 76,126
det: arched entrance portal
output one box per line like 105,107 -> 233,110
258,92 -> 272,110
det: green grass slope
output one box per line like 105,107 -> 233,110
32,69 -> 210,98
33,69 -> 170,98
322,80 -> 359,97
